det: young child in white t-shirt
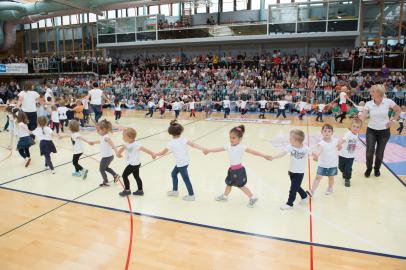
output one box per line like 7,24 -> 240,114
32,116 -> 58,174
155,120 -> 205,201
258,96 -> 269,119
338,118 -> 362,187
307,124 -> 341,197
203,125 -> 271,208
270,129 -> 311,210
116,128 -> 156,197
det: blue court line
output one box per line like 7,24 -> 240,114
358,137 -> 406,188
0,185 -> 405,261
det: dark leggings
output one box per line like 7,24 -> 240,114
73,153 -> 83,172
145,107 -> 154,118
43,153 -> 54,170
287,172 -> 307,206
276,109 -> 286,118
190,109 -> 196,117
365,127 -> 391,171
18,148 -> 30,159
99,156 -> 117,183
122,164 -> 142,191
3,115 -> 9,130
397,122 -> 404,134
335,112 -> 346,123
316,112 -> 323,121
60,119 -> 68,132
52,121 -> 60,134
115,111 -> 122,120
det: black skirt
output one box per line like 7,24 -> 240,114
225,166 -> 247,188
39,140 -> 57,156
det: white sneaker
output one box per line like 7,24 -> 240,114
247,197 -> 258,208
325,189 -> 333,196
215,194 -> 228,202
182,195 -> 195,201
51,170 -> 55,174
167,190 -> 179,197
280,204 -> 293,210
300,196 -> 309,205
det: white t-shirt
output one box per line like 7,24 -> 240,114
115,103 -> 122,111
364,98 -> 397,130
158,99 -> 165,108
100,134 -> 113,158
88,88 -> 103,105
223,100 -> 231,108
18,91 -> 39,112
125,141 -> 141,166
339,131 -> 358,159
15,122 -> 30,138
51,111 -> 59,122
82,99 -> 89,110
318,138 -> 339,168
278,100 -> 288,109
167,137 -> 189,167
173,102 -> 181,110
33,126 -> 53,141
298,101 -> 307,111
58,107 -> 68,120
318,104 -> 326,112
71,132 -> 84,154
286,145 -> 311,173
259,100 -> 267,109
339,92 -> 347,104
240,100 -> 247,109
44,88 -> 53,101
148,101 -> 155,108
224,143 -> 247,166
190,102 -> 195,110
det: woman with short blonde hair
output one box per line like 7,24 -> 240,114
360,84 -> 401,177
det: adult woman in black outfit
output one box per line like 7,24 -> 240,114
360,84 -> 401,177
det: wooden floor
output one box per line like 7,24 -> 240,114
0,110 -> 405,270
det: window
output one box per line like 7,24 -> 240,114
138,7 -> 145,16
54,17 -> 62,26
236,0 -> 247,11
62,15 -> 70,25
31,22 -> 38,29
251,0 -> 260,10
223,0 -> 234,12
79,14 -> 88,24
38,20 -> 45,28
89,13 -> 97,22
24,24 -> 31,30
160,4 -> 170,16
196,4 -> 207,14
70,14 -> 78,24
128,8 -> 136,17
279,0 -> 292,3
108,10 -> 116,19
265,0 -> 277,8
149,5 -> 159,15
97,11 -> 106,20
172,3 -> 179,16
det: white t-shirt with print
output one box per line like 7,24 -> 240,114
339,131 -> 358,159
32,126 -> 53,141
223,100 -> 231,108
167,137 -> 189,167
125,141 -> 141,166
318,138 -> 339,168
71,132 -> 84,154
224,143 -> 247,166
286,145 -> 311,173
58,107 -> 68,120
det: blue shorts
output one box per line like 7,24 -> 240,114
317,166 -> 338,177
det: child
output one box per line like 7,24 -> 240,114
258,96 -> 268,119
33,116 -> 58,174
189,98 -> 196,118
203,125 -> 271,208
397,105 -> 406,135
307,124 -> 340,196
338,118 -> 362,187
316,101 -> 326,122
172,98 -> 182,119
72,99 -> 85,127
240,99 -> 248,118
7,108 -> 19,150
50,105 -> 61,134
145,98 -> 155,118
116,128 -> 156,196
269,130 -> 310,210
60,120 -> 90,178
82,96 -> 90,124
89,119 -> 120,186
15,112 -> 34,167
155,120 -> 205,201
114,99 -> 122,123
158,97 -> 165,118
297,98 -> 307,120
275,98 -> 288,119
57,102 -> 69,132
223,96 -> 231,119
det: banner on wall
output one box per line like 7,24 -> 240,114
0,63 -> 28,74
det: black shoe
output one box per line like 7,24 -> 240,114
133,190 -> 144,196
364,168 -> 372,178
119,190 -> 131,196
374,169 -> 381,177
344,179 -> 351,187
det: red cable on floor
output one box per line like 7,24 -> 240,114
306,118 -> 314,270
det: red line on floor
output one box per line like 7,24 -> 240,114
306,118 -> 314,270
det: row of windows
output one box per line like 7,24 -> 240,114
24,0 -> 326,30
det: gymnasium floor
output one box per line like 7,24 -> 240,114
0,110 -> 405,270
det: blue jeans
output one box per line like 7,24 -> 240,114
171,165 -> 194,195
91,104 -> 102,123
